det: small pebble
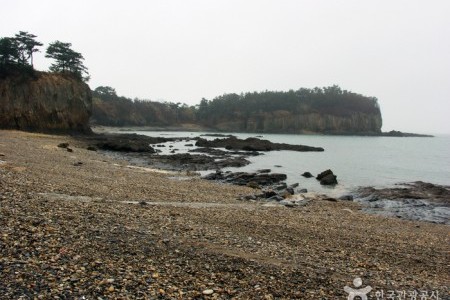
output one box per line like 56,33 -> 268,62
203,289 -> 214,295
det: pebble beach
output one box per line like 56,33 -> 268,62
0,130 -> 448,299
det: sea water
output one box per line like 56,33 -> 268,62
122,130 -> 450,196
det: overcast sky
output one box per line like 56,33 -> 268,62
2,0 -> 450,133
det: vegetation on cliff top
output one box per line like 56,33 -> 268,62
92,85 -> 382,134
0,31 -> 88,81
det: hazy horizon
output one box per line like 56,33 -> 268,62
2,0 -> 450,134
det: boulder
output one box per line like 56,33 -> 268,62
320,174 -> 338,185
317,169 -> 338,185
301,172 -> 313,178
286,187 -> 295,195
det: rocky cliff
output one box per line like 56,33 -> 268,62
213,111 -> 383,134
0,72 -> 92,133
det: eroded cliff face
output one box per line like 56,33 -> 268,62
214,112 -> 382,134
0,72 -> 92,133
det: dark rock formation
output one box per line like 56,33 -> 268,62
195,136 -> 324,152
380,130 -> 434,137
146,153 -> 250,171
301,172 -> 313,178
203,170 -> 311,207
0,72 -> 92,133
189,147 -> 261,156
357,181 -> 449,206
82,133 -> 177,153
203,170 -> 287,187
200,133 -> 235,138
356,181 -> 450,224
316,169 -> 338,185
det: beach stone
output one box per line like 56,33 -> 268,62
274,183 -> 287,190
281,191 -> 292,198
324,197 -> 337,202
298,188 -> 308,193
203,289 -> 214,295
280,200 -> 296,207
243,194 -> 257,200
268,195 -> 284,202
286,187 -> 295,195
339,195 -> 354,201
264,190 -> 277,198
246,181 -> 260,189
87,146 -> 97,151
57,142 -> 69,148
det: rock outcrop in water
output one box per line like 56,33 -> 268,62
0,72 -> 92,133
356,181 -> 450,224
195,136 -> 324,152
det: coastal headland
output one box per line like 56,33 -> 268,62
0,130 -> 448,299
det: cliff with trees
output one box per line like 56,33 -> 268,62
92,85 -> 382,134
1,31 -> 382,135
0,32 -> 92,133
91,86 -> 195,127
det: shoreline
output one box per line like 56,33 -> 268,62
0,130 -> 448,298
87,128 -> 449,224
91,125 -> 434,137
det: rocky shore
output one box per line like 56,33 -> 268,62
0,130 -> 448,299
356,182 -> 450,224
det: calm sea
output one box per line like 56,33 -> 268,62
124,130 -> 450,197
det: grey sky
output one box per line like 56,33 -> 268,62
2,0 -> 450,133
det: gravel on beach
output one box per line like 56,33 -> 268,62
0,130 -> 448,299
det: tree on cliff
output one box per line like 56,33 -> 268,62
0,37 -> 19,67
0,32 -> 42,70
14,31 -> 43,68
45,41 -> 89,81
94,86 -> 117,98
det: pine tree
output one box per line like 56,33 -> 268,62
46,41 -> 89,81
